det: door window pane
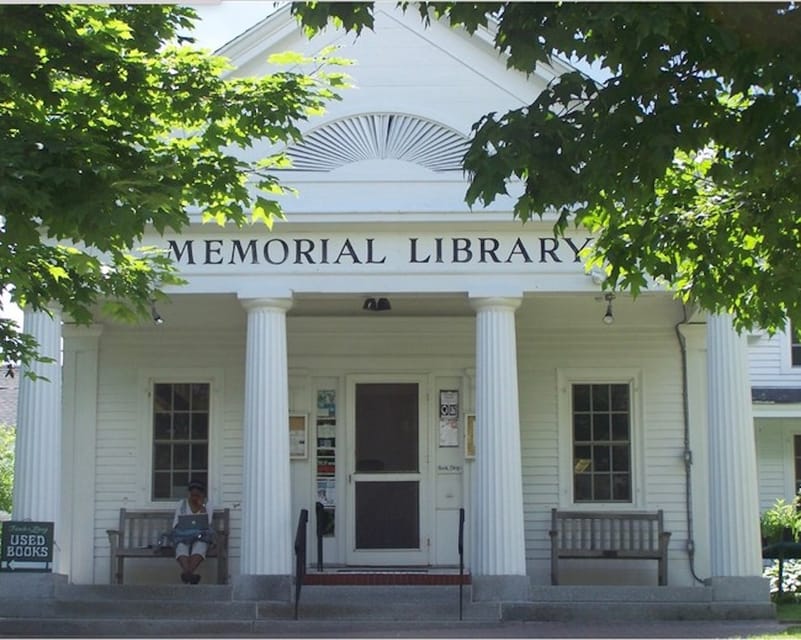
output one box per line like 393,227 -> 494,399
355,481 -> 419,549
355,383 -> 418,473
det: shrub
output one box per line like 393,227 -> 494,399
764,559 -> 801,600
761,499 -> 801,544
0,423 -> 13,515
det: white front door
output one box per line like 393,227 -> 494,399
345,376 -> 429,565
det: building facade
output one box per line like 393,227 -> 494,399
10,6 -> 767,603
753,324 -> 801,510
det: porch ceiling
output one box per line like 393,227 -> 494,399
92,290 -> 682,330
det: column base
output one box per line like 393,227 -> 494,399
472,574 -> 530,602
704,576 -> 771,602
232,574 -> 292,602
0,573 -> 68,599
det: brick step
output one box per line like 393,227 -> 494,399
303,571 -> 470,585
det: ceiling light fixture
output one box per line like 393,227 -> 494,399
362,297 -> 391,312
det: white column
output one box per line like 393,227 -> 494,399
62,324 -> 103,584
240,297 -> 292,575
707,313 -> 762,576
469,297 -> 526,576
13,308 -> 63,531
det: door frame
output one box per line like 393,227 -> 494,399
344,373 -> 431,565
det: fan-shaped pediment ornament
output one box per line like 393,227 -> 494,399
284,113 -> 468,172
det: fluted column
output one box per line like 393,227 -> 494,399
13,308 -> 63,531
240,297 -> 292,575
707,313 -> 762,576
469,297 -> 526,576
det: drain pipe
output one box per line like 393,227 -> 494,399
674,306 -> 707,585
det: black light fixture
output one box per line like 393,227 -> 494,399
150,302 -> 164,325
602,293 -> 615,325
362,297 -> 391,312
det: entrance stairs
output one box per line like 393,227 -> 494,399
0,574 -> 776,637
0,581 -> 494,637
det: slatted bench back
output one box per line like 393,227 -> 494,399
118,510 -> 173,550
552,510 -> 665,556
116,509 -> 229,550
549,508 -> 670,585
108,508 -> 230,584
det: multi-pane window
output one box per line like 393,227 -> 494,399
792,323 -> 801,367
572,383 -> 632,503
152,383 -> 210,500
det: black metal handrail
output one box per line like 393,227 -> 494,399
293,508 -> 308,620
315,501 -> 325,571
458,507 -> 465,621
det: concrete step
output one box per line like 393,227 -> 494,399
502,600 -> 777,622
0,597 -> 263,620
0,584 -> 496,624
527,585 -> 714,603
57,583 -> 235,602
290,585 -> 497,622
0,618 -> 508,638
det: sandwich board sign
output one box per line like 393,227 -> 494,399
0,521 -> 54,572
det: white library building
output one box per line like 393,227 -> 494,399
9,4 -> 770,610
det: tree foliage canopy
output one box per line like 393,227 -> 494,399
1,4 -> 347,365
0,424 -> 13,514
293,2 -> 801,332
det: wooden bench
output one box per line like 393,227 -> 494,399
549,508 -> 671,586
106,508 -> 230,585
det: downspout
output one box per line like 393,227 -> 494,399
674,305 -> 707,585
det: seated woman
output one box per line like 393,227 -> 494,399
172,479 -> 213,584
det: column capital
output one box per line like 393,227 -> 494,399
469,296 -> 522,313
62,323 -> 104,339
239,297 -> 293,313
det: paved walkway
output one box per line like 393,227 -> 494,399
1,619 -> 786,639
238,619 -> 791,638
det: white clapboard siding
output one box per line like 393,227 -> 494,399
749,330 -> 801,386
516,325 -> 687,574
756,418 -> 796,510
91,305 -> 691,583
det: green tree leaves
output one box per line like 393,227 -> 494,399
0,424 -> 13,514
1,5 -> 347,365
294,2 -> 801,332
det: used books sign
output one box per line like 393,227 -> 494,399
0,521 -> 54,572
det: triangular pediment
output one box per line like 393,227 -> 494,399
217,5 -> 572,213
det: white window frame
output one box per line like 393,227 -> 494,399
557,368 -> 645,509
779,321 -> 801,374
138,368 -> 224,508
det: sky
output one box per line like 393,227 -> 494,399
190,1 -> 279,51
